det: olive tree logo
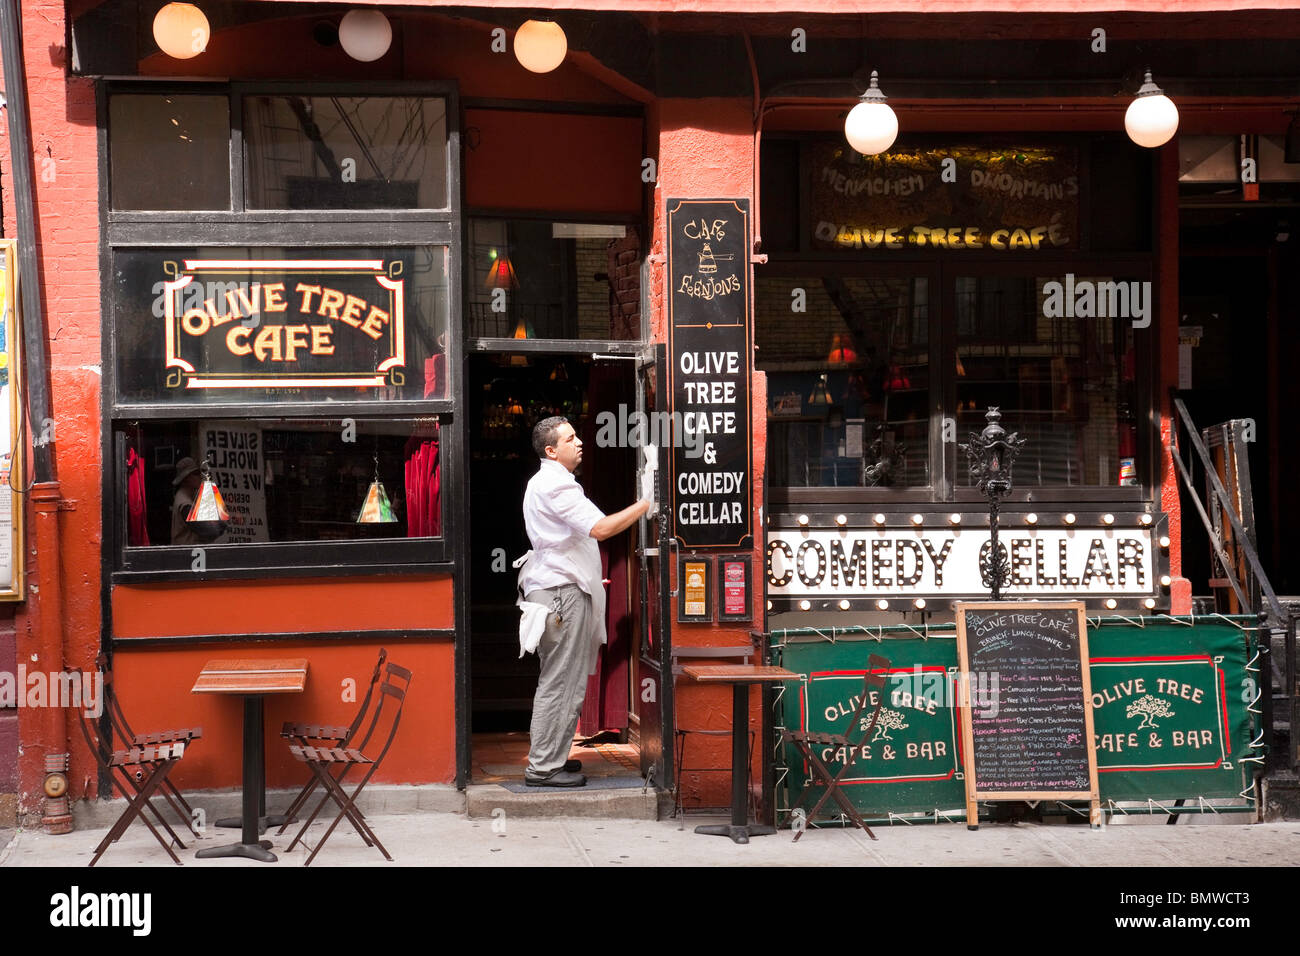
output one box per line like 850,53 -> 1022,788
1126,694 -> 1174,730
866,707 -> 909,741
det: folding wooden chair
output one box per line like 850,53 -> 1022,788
286,662 -> 412,866
781,653 -> 890,842
95,654 -> 203,835
276,647 -> 388,833
76,706 -> 192,866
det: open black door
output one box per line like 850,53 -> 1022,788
634,343 -> 673,787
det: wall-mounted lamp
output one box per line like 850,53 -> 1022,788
844,71 -> 898,156
153,2 -> 210,59
1125,70 -> 1179,148
339,9 -> 392,62
514,19 -> 567,73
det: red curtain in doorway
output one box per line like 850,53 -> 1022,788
579,362 -> 633,735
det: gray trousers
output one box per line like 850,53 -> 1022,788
525,584 -> 598,776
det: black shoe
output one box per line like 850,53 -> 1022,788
524,769 -> 587,787
563,759 -> 582,773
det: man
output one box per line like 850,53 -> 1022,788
517,416 -> 651,787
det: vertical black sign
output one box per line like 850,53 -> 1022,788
667,198 -> 752,550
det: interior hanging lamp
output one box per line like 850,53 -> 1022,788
1125,69 -> 1179,148
514,19 -> 567,73
357,456 -> 397,523
844,71 -> 898,156
186,457 -> 229,540
485,250 -> 519,289
339,9 -> 393,62
152,2 -> 210,59
807,373 -> 833,406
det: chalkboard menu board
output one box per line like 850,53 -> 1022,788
955,601 -> 1099,827
666,198 -> 752,550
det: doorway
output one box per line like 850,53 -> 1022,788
466,351 -> 647,783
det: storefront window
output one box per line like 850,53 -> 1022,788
467,219 -> 638,340
243,96 -> 449,210
109,94 -> 231,211
954,274 -> 1137,488
121,417 -> 441,547
757,275 -> 930,488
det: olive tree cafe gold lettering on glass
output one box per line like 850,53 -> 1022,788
0,240 -> 25,600
163,258 -> 406,391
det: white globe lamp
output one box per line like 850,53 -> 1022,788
153,2 -> 210,60
339,9 -> 393,63
1125,70 -> 1179,148
514,19 -> 567,74
844,71 -> 898,156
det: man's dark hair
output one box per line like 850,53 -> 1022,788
532,416 -> 570,459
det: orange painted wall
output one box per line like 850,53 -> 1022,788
111,639 -> 455,791
112,576 -> 454,639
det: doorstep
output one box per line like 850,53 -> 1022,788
465,780 -> 668,819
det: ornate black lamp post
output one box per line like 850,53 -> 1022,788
960,407 -> 1026,600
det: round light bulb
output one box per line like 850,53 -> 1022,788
1144,598 -> 1157,609
949,513 -> 962,525
1125,71 -> 1179,148
875,599 -> 889,611
835,514 -> 847,526
1159,535 -> 1171,549
873,513 -> 886,526
1140,514 -> 1153,526
514,19 -> 568,73
839,600 -> 851,611
338,9 -> 392,62
1025,513 -> 1038,525
913,598 -> 927,610
797,514 -> 809,526
1105,599 -> 1118,610
153,2 -> 209,59
910,513 -> 924,526
844,72 -> 898,156
799,600 -> 811,611
1064,513 -> 1077,525
1103,513 -> 1115,525
1160,575 -> 1172,587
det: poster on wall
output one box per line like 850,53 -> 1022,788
0,240 -> 25,600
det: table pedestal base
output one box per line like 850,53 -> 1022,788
196,840 -> 276,862
694,823 -> 776,845
215,814 -> 292,831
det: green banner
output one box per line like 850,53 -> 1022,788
772,617 -> 1261,823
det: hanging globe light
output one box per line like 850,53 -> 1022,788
339,9 -> 393,62
514,19 -> 567,73
152,2 -> 210,60
1125,70 -> 1179,148
844,71 -> 898,156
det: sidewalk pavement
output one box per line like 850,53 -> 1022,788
4,810 -> 1299,867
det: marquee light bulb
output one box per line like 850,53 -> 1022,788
1064,513 -> 1077,525
1025,513 -> 1038,525
910,513 -> 924,526
797,514 -> 809,526
799,600 -> 811,611
873,513 -> 886,526
1159,535 -> 1171,549
1140,514 -> 1153,526
839,599 -> 851,611
914,598 -> 927,609
876,599 -> 889,610
835,514 -> 847,526
949,513 -> 962,525
1105,598 -> 1118,610
1103,513 -> 1115,525
1160,575 -> 1172,587
1144,598 -> 1157,609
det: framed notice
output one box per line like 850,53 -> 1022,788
716,554 -> 752,622
955,601 -> 1099,827
0,241 -> 25,600
677,554 -> 713,623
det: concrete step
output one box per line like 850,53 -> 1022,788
465,781 -> 666,820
